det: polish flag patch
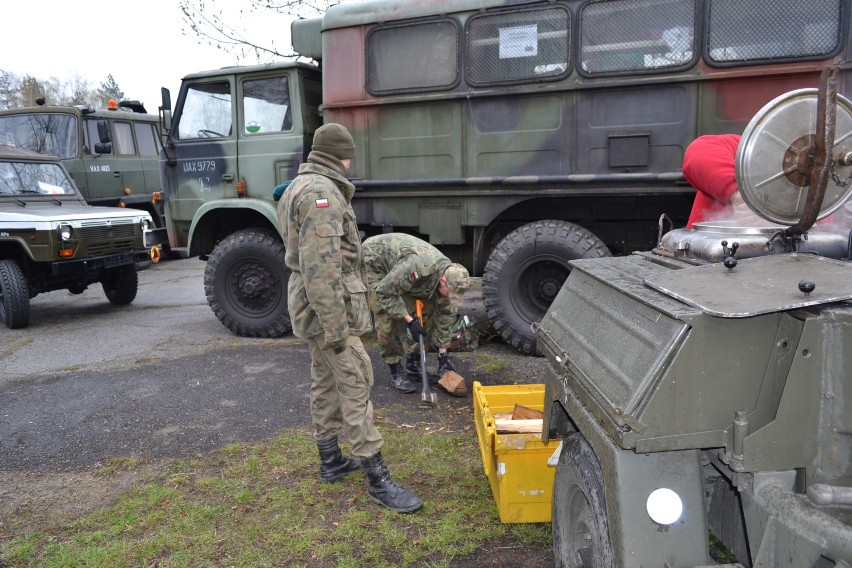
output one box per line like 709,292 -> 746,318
410,271 -> 419,280
315,198 -> 329,208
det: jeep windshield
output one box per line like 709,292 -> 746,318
0,161 -> 76,196
0,113 -> 78,159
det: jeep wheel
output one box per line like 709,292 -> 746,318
102,264 -> 139,305
553,433 -> 615,568
204,228 -> 292,338
0,259 -> 31,329
483,220 -> 610,355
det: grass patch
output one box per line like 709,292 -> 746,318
96,456 -> 141,476
474,355 -> 508,374
0,428 -> 550,567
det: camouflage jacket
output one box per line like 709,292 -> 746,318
277,153 -> 371,347
362,233 -> 456,349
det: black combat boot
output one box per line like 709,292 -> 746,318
405,352 -> 439,384
363,452 -> 423,513
388,362 -> 416,394
317,437 -> 363,483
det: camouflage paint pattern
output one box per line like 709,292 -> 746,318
362,233 -> 458,361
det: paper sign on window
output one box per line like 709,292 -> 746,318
499,25 -> 538,59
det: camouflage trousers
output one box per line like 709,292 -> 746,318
307,335 -> 383,458
365,279 -> 437,364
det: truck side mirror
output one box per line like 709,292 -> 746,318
159,87 -> 173,133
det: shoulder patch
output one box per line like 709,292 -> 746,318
315,198 -> 329,208
410,271 -> 419,280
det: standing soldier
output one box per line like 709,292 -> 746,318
277,124 -> 422,513
362,233 -> 471,393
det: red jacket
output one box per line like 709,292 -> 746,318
682,134 -> 741,228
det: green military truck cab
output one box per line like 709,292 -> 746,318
159,0 -> 846,352
0,99 -> 168,247
0,144 -> 155,329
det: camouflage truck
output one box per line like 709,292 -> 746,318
537,72 -> 852,565
0,144 -> 156,329
158,0 -> 848,352
0,98 -> 168,246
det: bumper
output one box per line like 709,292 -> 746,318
144,228 -> 169,248
51,249 -> 151,276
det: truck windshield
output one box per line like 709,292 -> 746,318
0,114 -> 79,159
0,161 -> 76,196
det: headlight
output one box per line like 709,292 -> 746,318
646,488 -> 683,525
140,218 -> 153,231
58,223 -> 73,241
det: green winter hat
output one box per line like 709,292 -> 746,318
312,123 -> 356,159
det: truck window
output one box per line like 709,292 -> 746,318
579,0 -> 696,74
114,122 -> 135,155
135,123 -> 160,157
466,6 -> 570,85
367,19 -> 460,94
0,114 -> 78,159
242,77 -> 292,134
177,81 -> 233,140
85,119 -> 113,155
707,0 -> 843,64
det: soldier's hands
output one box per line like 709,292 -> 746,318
407,317 -> 426,339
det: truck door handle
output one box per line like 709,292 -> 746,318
222,173 -> 235,182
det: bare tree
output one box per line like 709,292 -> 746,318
179,0 -> 337,61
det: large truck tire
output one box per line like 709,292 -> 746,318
553,433 -> 615,568
483,220 -> 611,355
0,259 -> 31,329
102,264 -> 139,305
204,228 -> 292,338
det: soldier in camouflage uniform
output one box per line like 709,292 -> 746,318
277,124 -> 422,513
362,233 -> 471,393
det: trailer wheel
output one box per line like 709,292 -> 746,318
553,433 -> 615,568
205,228 -> 292,338
102,264 -> 139,305
483,220 -> 610,355
0,259 -> 31,329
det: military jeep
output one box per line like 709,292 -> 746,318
0,144 -> 155,329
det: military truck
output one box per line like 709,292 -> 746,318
0,144 -> 156,329
537,71 -> 852,566
157,0 -> 848,351
0,98 -> 167,243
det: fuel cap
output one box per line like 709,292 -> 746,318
736,88 -> 852,225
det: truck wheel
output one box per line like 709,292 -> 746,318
483,220 -> 610,355
0,259 -> 31,329
553,433 -> 615,568
204,228 -> 292,338
102,265 -> 139,305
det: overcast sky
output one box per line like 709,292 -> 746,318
1,0 -> 296,113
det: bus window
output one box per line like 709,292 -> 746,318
706,0 -> 843,64
367,19 -> 460,94
579,0 -> 696,74
466,5 -> 571,86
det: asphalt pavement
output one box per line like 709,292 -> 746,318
0,258 -> 539,471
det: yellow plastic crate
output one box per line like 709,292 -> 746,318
472,381 -> 560,523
